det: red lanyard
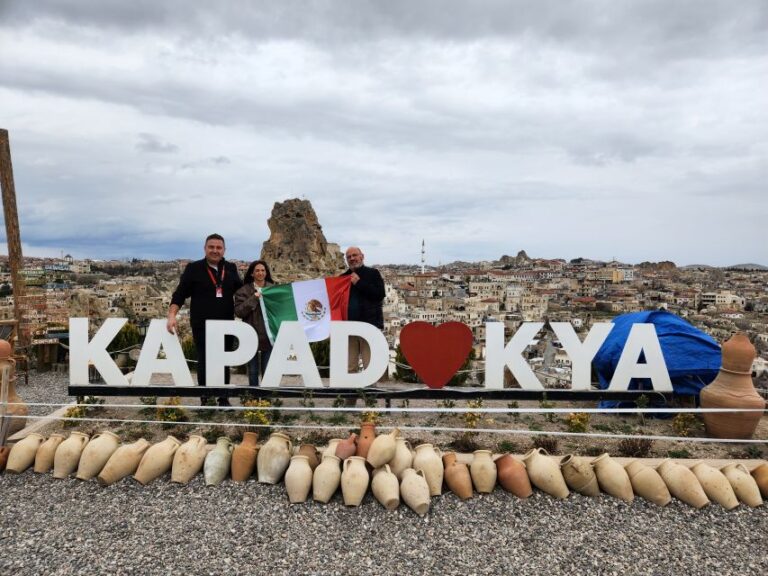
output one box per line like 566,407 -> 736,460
206,265 -> 225,288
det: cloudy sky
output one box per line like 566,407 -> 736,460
1,1 -> 766,266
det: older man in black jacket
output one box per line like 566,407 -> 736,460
167,233 -> 243,404
341,246 -> 385,374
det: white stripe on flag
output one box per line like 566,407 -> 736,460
290,279 -> 333,342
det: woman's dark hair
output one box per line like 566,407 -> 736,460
244,260 -> 275,285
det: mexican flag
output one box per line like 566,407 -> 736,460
259,276 -> 352,344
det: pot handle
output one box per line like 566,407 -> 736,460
343,458 -> 351,472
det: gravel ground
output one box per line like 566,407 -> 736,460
4,373 -> 768,575
14,371 -> 76,417
1,471 -> 767,576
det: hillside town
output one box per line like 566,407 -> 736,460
1,200 -> 766,386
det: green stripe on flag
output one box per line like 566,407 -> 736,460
260,284 -> 298,344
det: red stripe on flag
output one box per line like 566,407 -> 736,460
325,276 -> 351,321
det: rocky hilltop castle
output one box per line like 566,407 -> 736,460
260,199 -> 346,282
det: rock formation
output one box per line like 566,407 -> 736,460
260,199 -> 346,281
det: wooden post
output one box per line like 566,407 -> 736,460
0,129 -> 28,349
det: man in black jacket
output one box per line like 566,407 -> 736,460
342,246 -> 385,374
167,233 -> 243,404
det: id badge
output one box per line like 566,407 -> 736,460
216,287 -> 223,298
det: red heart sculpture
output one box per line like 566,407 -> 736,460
399,321 -> 474,389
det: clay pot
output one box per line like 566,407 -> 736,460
356,422 -> 376,458
76,431 -> 120,480
204,437 -> 234,486
53,431 -> 90,479
231,432 -> 260,482
367,428 -> 399,468
341,456 -> 369,506
469,450 -> 497,494
335,433 -> 357,461
400,468 -> 431,517
443,452 -> 473,500
657,459 -> 709,508
0,346 -> 28,436
592,453 -> 633,503
257,432 -> 292,484
413,443 -> 443,496
752,463 -> 768,498
98,439 -> 151,486
700,333 -> 765,439
522,448 -> 569,499
313,454 -> 342,503
721,463 -> 763,507
6,433 -> 45,473
496,454 -> 533,498
297,444 -> 320,470
0,446 -> 9,472
372,464 -> 400,510
134,435 -> 181,485
690,462 -> 739,509
625,461 -> 671,507
285,455 -> 314,503
561,455 -> 600,497
171,435 -> 208,484
324,439 -> 342,458
34,434 -> 65,473
389,438 -> 414,480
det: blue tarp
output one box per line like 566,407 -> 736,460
594,310 -> 721,398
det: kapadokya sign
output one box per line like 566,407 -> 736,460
69,318 -> 673,392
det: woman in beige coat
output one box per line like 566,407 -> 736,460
234,260 -> 275,386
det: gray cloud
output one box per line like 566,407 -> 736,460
0,1 -> 765,266
136,133 -> 179,154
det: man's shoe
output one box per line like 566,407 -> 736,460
217,398 -> 231,407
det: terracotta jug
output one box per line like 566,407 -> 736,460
413,443 -> 443,496
371,464 -> 400,510
356,422 -> 376,458
324,439 -> 342,458
400,468 -> 431,517
625,461 -> 671,507
592,453 -> 633,503
171,435 -> 208,484
204,437 -> 234,486
721,463 -> 763,507
231,432 -> 260,482
657,459 -> 709,508
285,455 -> 314,503
0,341 -> 28,435
98,439 -> 151,486
496,454 -> 533,498
700,333 -> 765,439
76,431 -> 120,480
257,432 -> 292,484
522,448 -> 569,499
134,435 -> 181,485
6,433 -> 45,473
367,427 -> 400,468
297,444 -> 320,470
443,452 -> 473,500
690,462 -> 739,509
0,446 -> 9,472
335,433 -> 357,461
560,455 -> 600,497
313,454 -> 342,503
34,434 -> 66,473
341,456 -> 370,506
53,431 -> 90,479
469,450 -> 497,494
752,463 -> 768,498
389,438 -> 414,480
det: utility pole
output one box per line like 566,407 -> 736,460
0,129 -> 29,349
